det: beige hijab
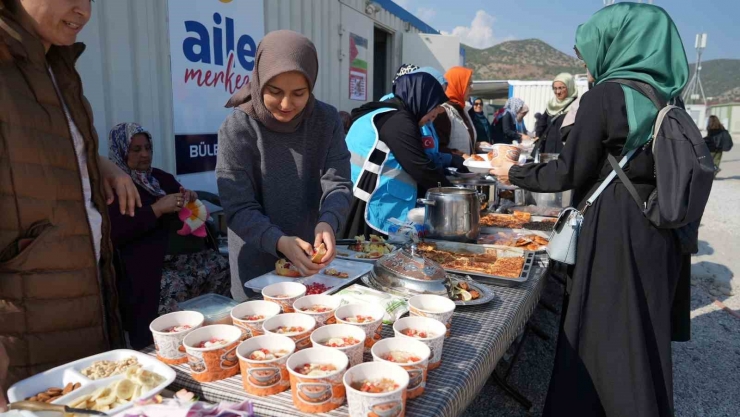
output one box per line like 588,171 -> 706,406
546,72 -> 578,117
226,30 -> 319,133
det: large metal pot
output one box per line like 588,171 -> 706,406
418,187 -> 481,242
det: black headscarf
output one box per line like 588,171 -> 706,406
392,72 -> 448,123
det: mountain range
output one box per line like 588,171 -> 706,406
463,40 -> 740,104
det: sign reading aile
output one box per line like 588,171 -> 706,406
168,0 -> 264,180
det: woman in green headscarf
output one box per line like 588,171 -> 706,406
491,4 -> 689,416
535,72 -> 579,153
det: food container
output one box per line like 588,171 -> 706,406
418,187 -> 481,242
310,324 -> 367,368
408,294 -> 456,339
231,300 -> 281,341
177,293 -> 240,325
371,338 -> 430,399
293,294 -> 342,327
490,144 -> 521,167
149,311 -> 205,365
182,325 -> 242,382
393,317 -> 447,371
262,313 -> 316,351
343,362 -> 410,417
367,245 -> 449,299
236,335 -> 295,396
262,282 -> 307,313
335,303 -> 386,352
286,347 -> 349,414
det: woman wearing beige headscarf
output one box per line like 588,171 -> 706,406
216,30 -> 352,301
535,72 -> 578,154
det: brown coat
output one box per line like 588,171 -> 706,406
0,9 -> 123,386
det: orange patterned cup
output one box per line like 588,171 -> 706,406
393,317 -> 447,371
231,300 -> 281,341
335,303 -> 385,352
293,294 -> 341,328
343,362 -> 410,417
287,347 -> 349,414
262,313 -> 316,352
262,282 -> 307,313
371,337 -> 431,399
183,325 -> 242,382
408,295 -> 456,339
236,335 -> 295,396
149,311 -> 204,365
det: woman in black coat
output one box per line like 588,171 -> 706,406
704,115 -> 734,176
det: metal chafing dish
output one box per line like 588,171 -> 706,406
366,244 -> 449,298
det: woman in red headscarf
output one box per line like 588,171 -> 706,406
433,66 -> 477,156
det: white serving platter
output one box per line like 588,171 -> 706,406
7,349 -> 176,416
244,258 -> 373,294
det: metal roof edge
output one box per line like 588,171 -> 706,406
374,0 -> 440,34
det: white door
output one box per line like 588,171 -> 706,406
402,33 -> 460,72
340,4 -> 374,112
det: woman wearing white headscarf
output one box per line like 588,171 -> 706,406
536,72 -> 578,153
491,97 -> 530,144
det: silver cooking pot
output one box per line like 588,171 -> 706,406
418,187 -> 481,242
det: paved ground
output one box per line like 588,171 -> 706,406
462,148 -> 740,417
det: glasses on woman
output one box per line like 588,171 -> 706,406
552,87 -> 567,92
474,102 -> 483,107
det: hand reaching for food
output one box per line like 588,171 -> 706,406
277,236 -> 325,277
313,222 -> 336,264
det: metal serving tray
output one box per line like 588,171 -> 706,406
422,240 -> 536,287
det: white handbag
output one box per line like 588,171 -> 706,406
546,149 -> 636,265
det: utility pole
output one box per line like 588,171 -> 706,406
683,33 -> 708,105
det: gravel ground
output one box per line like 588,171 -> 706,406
462,148 -> 740,417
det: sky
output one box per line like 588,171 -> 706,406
392,0 -> 739,61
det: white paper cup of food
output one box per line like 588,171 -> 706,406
262,282 -> 307,313
408,294 -> 456,338
371,337 -> 430,399
149,311 -> 204,365
286,347 -> 349,413
231,300 -> 281,341
236,334 -> 295,396
393,316 -> 447,371
343,362 -> 409,417
310,324 -> 366,368
182,324 -> 242,382
335,303 -> 385,352
293,295 -> 342,328
262,313 -> 316,352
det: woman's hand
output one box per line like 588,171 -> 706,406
98,156 -> 142,216
180,186 -> 198,203
489,161 -> 516,183
152,193 -> 184,218
277,236 -> 325,276
314,222 -> 336,264
520,134 -> 531,142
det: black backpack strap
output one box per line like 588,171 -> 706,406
607,153 -> 646,212
606,79 -> 667,109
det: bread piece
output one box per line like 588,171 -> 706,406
275,259 -> 301,277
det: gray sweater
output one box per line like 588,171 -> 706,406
216,101 -> 352,301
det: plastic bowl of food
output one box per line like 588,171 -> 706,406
335,303 -> 385,352
236,334 -> 295,396
262,313 -> 316,352
408,294 -> 456,338
293,294 -> 342,328
371,337 -> 430,399
231,300 -> 281,341
182,325 -> 242,382
286,347 -> 349,413
149,311 -> 205,365
392,316 -> 447,371
310,324 -> 366,368
262,282 -> 307,313
343,361 -> 410,417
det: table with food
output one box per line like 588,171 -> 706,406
6,142 -> 567,417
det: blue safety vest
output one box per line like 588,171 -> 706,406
380,93 -> 452,170
346,108 -> 417,233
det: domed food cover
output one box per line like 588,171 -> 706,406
369,244 -> 449,297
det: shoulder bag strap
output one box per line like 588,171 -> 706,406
606,153 -> 645,212
582,148 -> 637,213
606,79 -> 667,109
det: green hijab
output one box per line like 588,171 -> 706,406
575,3 -> 689,153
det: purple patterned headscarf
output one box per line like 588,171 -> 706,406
108,123 -> 165,197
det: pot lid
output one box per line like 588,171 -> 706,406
426,186 -> 477,196
374,244 -> 447,282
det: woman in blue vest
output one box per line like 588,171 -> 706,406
343,72 -> 452,237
